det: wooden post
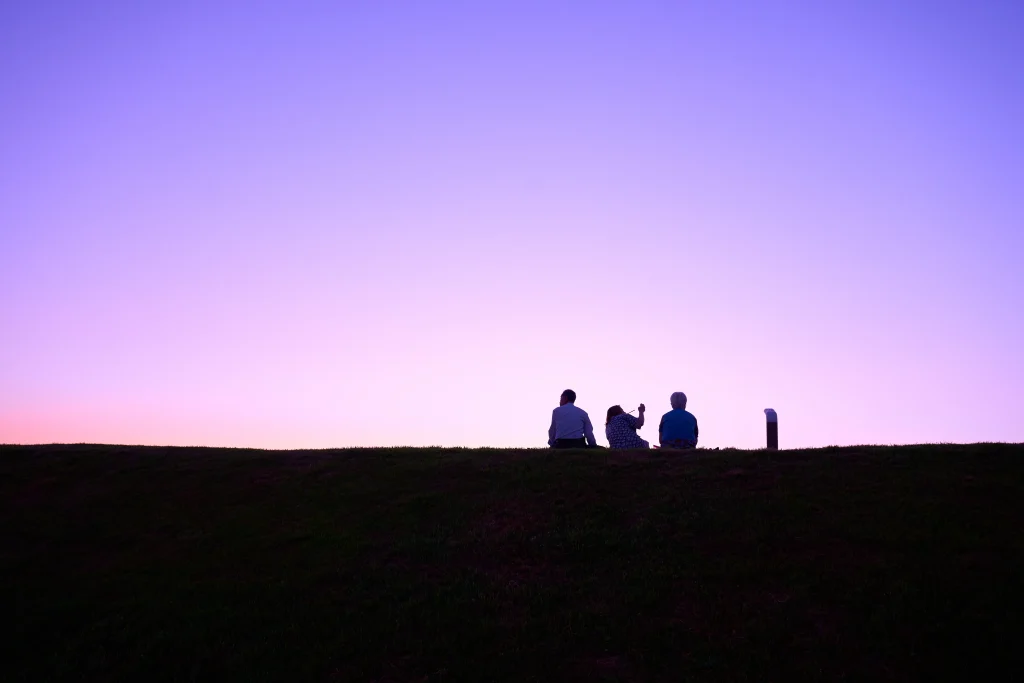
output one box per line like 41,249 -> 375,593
764,408 -> 778,450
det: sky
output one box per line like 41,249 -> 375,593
2,0 -> 1022,449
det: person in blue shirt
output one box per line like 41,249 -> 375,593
659,391 -> 699,449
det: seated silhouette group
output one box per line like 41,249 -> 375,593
547,389 -> 698,450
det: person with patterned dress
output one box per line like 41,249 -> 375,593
605,403 -> 649,449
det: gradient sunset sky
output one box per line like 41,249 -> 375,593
2,1 -> 1022,449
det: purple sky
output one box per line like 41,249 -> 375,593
2,1 -> 1022,449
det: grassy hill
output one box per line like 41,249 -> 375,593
2,443 -> 1022,681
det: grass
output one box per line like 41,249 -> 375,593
2,443 -> 1022,681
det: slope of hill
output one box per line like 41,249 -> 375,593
2,443 -> 1022,681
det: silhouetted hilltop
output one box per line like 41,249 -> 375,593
2,443 -> 1022,681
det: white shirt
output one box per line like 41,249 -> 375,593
548,403 -> 597,446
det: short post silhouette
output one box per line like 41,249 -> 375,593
764,409 -> 778,450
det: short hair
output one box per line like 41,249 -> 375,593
670,391 -> 687,410
606,404 -> 624,425
561,389 -> 576,403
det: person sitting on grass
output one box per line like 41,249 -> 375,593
547,389 -> 597,448
659,391 -> 699,449
605,404 -> 649,449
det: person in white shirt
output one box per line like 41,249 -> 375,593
547,389 -> 598,448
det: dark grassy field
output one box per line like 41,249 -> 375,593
2,443 -> 1022,682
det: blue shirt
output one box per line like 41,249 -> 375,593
659,409 -> 698,444
548,403 -> 597,446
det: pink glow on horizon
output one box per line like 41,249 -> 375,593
2,1 -> 1022,449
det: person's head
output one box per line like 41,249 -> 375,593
670,391 -> 688,410
560,389 -> 577,406
606,405 -> 624,425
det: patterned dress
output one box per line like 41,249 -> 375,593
605,413 -> 650,449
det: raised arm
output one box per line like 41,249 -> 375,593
636,403 -> 645,429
